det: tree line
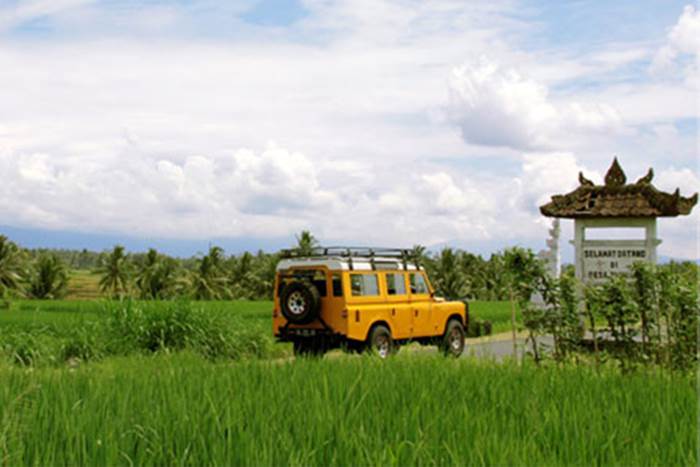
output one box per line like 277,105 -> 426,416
1,232 -> 696,305
0,231 -> 516,300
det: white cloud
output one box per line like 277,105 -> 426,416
651,5 -> 700,86
0,143 -> 337,238
0,1 -> 696,259
655,167 -> 700,195
447,57 -> 622,150
518,152 -> 597,208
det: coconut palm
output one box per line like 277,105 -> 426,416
0,235 -> 26,297
26,254 -> 69,299
409,244 -> 428,266
430,248 -> 469,299
135,248 -> 182,299
189,246 -> 228,300
227,252 -> 255,299
98,245 -> 131,298
294,230 -> 318,256
250,250 -> 279,299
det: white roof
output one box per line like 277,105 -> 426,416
276,256 -> 422,272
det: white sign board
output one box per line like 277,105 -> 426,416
581,244 -> 648,283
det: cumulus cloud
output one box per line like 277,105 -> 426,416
448,57 -> 622,150
517,152 -> 596,209
0,144 -> 337,238
651,5 -> 700,86
0,1 -> 696,259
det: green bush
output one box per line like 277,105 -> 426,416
102,300 -> 274,360
0,332 -> 59,366
0,300 -> 275,366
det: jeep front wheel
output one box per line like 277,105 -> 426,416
441,319 -> 465,357
367,325 -> 395,359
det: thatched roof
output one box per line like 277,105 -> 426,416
540,158 -> 698,219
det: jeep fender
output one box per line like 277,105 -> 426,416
363,320 -> 395,342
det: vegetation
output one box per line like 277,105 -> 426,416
0,236 -> 24,299
25,254 -> 69,299
97,245 -> 131,298
1,230 -> 696,371
0,300 -> 276,366
492,247 -> 699,372
0,354 -> 693,466
0,232 -> 574,302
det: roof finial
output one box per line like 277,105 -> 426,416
578,171 -> 594,186
635,168 -> 654,185
604,156 -> 626,187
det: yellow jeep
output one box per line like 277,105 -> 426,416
273,247 -> 468,357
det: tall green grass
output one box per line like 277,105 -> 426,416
0,354 -> 693,466
0,301 -> 278,365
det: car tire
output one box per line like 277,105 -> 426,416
367,325 -> 395,359
280,281 -> 321,324
441,319 -> 465,357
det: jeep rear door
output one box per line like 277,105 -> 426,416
409,272 -> 432,337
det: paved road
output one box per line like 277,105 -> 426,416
462,335 -> 554,360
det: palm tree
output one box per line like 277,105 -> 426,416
409,244 -> 428,267
189,246 -> 228,300
98,245 -> 131,298
26,254 -> 69,299
135,248 -> 181,299
0,235 -> 26,298
294,230 -> 318,256
250,250 -> 279,299
430,248 -> 469,299
228,251 -> 255,299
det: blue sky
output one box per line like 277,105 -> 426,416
0,0 -> 697,259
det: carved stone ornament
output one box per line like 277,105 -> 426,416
540,158 -> 698,218
604,157 -> 626,187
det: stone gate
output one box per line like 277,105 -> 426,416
539,158 -> 697,284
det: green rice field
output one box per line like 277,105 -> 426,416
0,299 -> 693,465
0,353 -> 693,466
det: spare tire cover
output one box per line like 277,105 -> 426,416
280,281 -> 321,324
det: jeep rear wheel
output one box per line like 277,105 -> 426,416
367,325 -> 395,359
441,319 -> 465,357
280,281 -> 321,325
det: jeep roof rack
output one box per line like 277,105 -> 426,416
280,246 -> 422,271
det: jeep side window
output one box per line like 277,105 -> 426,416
385,273 -> 406,295
332,273 -> 343,297
409,273 -> 428,294
350,273 -> 379,296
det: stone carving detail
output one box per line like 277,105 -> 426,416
604,157 -> 626,187
578,172 -> 594,186
635,168 -> 654,185
540,158 -> 698,219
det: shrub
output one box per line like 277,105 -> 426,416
102,300 -> 273,360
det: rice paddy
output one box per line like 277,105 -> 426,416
0,299 -> 693,466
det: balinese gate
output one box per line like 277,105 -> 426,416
539,158 -> 697,284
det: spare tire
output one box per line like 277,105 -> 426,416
280,281 -> 321,324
